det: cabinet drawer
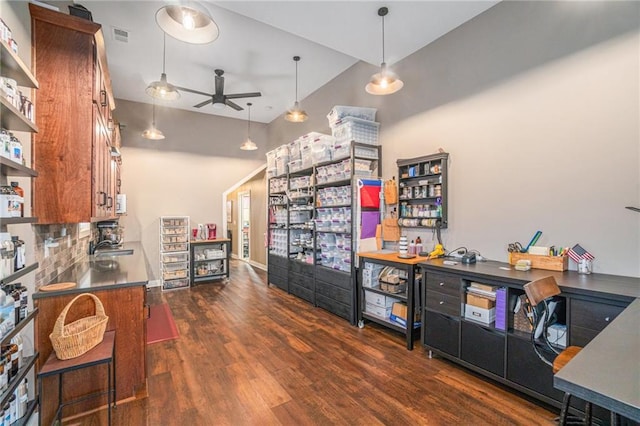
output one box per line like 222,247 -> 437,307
425,272 -> 461,297
425,292 -> 460,317
289,271 -> 314,291
289,283 -> 314,304
570,325 -> 599,347
316,280 -> 351,306
570,299 -> 625,333
289,260 -> 314,279
506,335 -> 564,401
269,254 -> 288,269
423,310 -> 459,357
316,266 -> 352,290
460,321 -> 505,377
316,294 -> 351,322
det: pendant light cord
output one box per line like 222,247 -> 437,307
162,33 -> 166,74
247,103 -> 252,138
295,59 -> 299,102
381,13 -> 385,64
152,101 -> 157,127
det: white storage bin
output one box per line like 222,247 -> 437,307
275,157 -> 288,176
327,106 -> 377,126
288,159 -> 303,173
266,150 -> 277,169
332,143 -> 350,161
331,117 -> 380,146
162,252 -> 188,263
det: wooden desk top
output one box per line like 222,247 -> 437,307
191,239 -> 231,245
358,251 -> 429,265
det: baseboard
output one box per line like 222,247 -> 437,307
248,260 -> 267,271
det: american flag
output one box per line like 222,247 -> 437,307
567,244 -> 595,262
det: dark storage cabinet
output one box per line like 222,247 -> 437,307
570,298 -> 625,347
460,321 -> 505,376
424,310 -> 459,357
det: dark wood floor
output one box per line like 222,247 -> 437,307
71,260 -> 555,425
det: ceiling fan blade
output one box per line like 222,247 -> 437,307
224,92 -> 262,100
194,99 -> 213,108
225,99 -> 243,111
215,74 -> 224,95
175,86 -> 212,97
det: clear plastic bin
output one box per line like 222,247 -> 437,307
327,106 -> 377,126
163,278 -> 189,290
162,252 -> 188,263
331,117 -> 380,146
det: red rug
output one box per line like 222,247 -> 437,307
147,303 -> 179,344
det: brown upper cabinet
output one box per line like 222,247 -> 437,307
30,3 -> 119,224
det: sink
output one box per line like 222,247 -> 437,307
94,248 -> 134,257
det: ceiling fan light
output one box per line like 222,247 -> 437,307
366,63 -> 404,95
156,4 -> 219,44
240,138 -> 258,151
146,73 -> 181,100
285,101 -> 308,123
142,127 -> 165,140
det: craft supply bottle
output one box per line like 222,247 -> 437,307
9,183 -> 22,217
416,236 -> 423,254
409,240 -> 416,255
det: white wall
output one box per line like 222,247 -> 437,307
268,1 -> 640,277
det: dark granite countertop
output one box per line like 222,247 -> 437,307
33,241 -> 149,299
420,258 -> 640,301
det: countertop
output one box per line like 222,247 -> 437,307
33,241 -> 149,299
554,298 -> 640,422
191,238 -> 230,245
420,258 -> 640,301
358,251 -> 429,265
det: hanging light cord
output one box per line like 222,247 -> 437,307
295,59 -> 299,102
152,101 -> 157,127
247,104 -> 251,138
381,12 -> 386,64
162,33 -> 166,74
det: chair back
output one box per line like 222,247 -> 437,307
523,276 -> 561,306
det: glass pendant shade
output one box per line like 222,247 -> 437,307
142,103 -> 165,140
285,101 -> 308,123
366,7 -> 403,96
146,34 -> 180,101
285,56 -> 308,123
240,139 -> 257,151
240,102 -> 257,150
142,127 -> 165,140
156,4 -> 219,44
366,62 -> 404,95
146,73 -> 180,100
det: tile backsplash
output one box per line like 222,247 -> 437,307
33,223 -> 91,288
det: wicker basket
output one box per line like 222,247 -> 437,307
49,293 -> 109,360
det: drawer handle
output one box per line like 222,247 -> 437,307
439,301 -> 445,305
605,316 -> 610,322
439,282 -> 444,286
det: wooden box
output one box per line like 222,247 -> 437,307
508,252 -> 568,272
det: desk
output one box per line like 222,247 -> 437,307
357,252 -> 429,350
554,298 -> 640,422
38,331 -> 116,426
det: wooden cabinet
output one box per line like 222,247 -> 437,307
34,285 -> 147,426
30,3 -> 119,224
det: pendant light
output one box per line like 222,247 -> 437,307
240,103 -> 257,151
146,33 -> 180,101
156,2 -> 219,45
366,7 -> 404,95
142,101 -> 165,140
285,56 -> 308,123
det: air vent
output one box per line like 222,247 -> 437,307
112,27 -> 129,43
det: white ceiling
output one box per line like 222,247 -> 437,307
80,1 -> 499,123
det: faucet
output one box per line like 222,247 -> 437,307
89,240 -> 114,255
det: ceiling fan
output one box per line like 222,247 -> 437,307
176,69 -> 261,111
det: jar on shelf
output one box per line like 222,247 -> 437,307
0,233 -> 14,279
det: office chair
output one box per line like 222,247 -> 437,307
523,276 -> 591,425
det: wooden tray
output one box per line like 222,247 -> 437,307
40,282 -> 76,292
508,252 -> 568,272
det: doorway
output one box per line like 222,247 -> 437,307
238,191 -> 251,261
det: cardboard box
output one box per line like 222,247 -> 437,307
389,302 -> 421,328
464,304 -> 496,324
466,293 -> 495,309
364,289 -> 397,308
365,302 -> 392,318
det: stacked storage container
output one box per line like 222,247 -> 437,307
327,106 -> 379,158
